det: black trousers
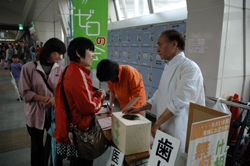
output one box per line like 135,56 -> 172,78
57,155 -> 93,166
26,118 -> 51,166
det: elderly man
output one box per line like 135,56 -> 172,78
123,29 -> 205,153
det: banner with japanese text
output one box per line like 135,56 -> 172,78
73,0 -> 108,69
186,115 -> 231,166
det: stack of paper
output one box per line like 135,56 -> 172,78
96,107 -> 108,115
98,117 -> 112,130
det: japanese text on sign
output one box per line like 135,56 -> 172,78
106,146 -> 124,166
73,0 -> 108,69
148,130 -> 180,166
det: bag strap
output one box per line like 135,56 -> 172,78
60,67 -> 73,123
34,61 -> 54,94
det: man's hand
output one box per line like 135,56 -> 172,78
122,106 -> 141,114
151,123 -> 161,138
43,97 -> 55,108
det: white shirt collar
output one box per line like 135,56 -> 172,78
165,52 -> 185,66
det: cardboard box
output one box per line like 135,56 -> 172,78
185,103 -> 231,166
111,112 -> 151,155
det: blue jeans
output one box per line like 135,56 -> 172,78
31,53 -> 36,61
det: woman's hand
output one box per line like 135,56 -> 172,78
98,89 -> 106,97
43,97 -> 55,108
38,96 -> 50,105
94,89 -> 106,97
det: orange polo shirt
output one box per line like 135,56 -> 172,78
107,65 -> 146,111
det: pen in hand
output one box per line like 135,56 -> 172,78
106,103 -> 112,114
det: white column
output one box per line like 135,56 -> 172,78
185,0 -> 249,103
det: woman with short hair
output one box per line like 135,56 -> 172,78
54,37 -> 106,166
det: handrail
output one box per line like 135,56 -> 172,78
206,96 -> 250,110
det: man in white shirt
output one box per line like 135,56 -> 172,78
123,29 -> 205,153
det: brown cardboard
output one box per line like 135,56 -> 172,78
185,102 -> 228,153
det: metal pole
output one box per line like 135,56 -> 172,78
206,96 -> 250,110
69,0 -> 73,39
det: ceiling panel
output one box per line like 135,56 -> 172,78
0,0 -> 60,42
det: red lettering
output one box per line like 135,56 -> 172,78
96,37 -> 106,47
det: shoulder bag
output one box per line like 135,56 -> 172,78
34,61 -> 54,121
61,67 -> 110,160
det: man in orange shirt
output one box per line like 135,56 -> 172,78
97,59 -> 146,114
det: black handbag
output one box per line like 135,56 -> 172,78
61,67 -> 110,160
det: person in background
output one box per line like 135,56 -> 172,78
35,42 -> 43,59
17,41 -> 31,64
19,38 -> 66,166
54,37 -> 106,166
9,54 -> 22,100
6,43 -> 17,68
15,43 -> 20,50
0,46 -> 6,68
97,59 -> 146,115
123,29 -> 205,153
30,44 -> 36,61
36,44 -> 39,52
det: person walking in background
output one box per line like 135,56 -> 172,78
36,44 -> 39,53
30,44 -> 36,61
17,41 -> 30,64
35,42 -> 43,59
54,37 -> 106,166
19,38 -> 66,166
6,43 -> 17,68
9,54 -> 22,100
0,46 -> 6,68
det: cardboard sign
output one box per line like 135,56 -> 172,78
186,103 -> 231,166
106,146 -> 124,166
148,130 -> 181,166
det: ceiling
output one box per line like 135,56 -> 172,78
0,0 -> 61,42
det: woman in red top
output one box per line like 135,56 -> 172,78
54,37 -> 106,166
